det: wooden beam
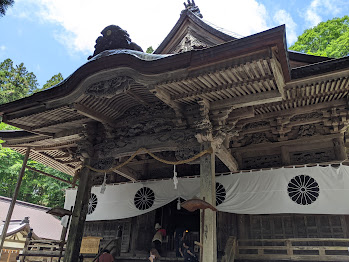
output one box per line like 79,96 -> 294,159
172,75 -> 274,101
25,166 -> 73,185
216,146 -> 239,172
54,128 -> 83,139
270,50 -> 286,99
4,122 -> 53,137
0,148 -> 31,258
210,90 -> 282,110
30,143 -> 78,151
125,89 -> 151,107
73,103 -> 116,125
94,130 -> 198,159
113,169 -> 137,182
54,153 -> 71,159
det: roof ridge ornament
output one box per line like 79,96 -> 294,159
88,25 -> 143,60
183,0 -> 203,18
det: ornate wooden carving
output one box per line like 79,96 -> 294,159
86,76 -> 136,98
290,149 -> 335,164
173,32 -> 208,53
243,154 -> 282,169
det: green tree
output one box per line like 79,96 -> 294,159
42,73 -> 63,90
0,143 -> 72,207
0,58 -> 39,105
289,16 -> 349,58
146,46 -> 154,54
0,0 -> 14,16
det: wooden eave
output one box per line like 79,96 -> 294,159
288,51 -> 331,69
0,25 -> 289,132
153,25 -> 290,111
154,9 -> 236,54
253,57 -> 349,115
0,131 -> 81,176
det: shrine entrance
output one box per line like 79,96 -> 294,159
155,198 -> 200,255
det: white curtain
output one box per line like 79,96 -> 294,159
64,165 -> 349,221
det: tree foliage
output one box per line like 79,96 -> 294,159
0,58 -> 39,105
146,46 -> 154,54
0,58 -> 70,208
42,73 -> 64,90
289,16 -> 349,58
0,0 -> 14,16
0,143 -> 72,207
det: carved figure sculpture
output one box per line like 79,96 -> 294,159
88,25 -> 143,59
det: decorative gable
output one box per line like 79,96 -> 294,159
155,8 -> 237,54
172,30 -> 209,53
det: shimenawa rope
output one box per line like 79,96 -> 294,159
85,147 -> 213,173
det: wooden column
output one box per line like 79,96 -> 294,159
333,137 -> 346,161
0,147 -> 30,257
200,141 -> 217,262
64,163 -> 92,261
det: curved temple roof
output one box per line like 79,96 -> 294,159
0,7 -> 348,179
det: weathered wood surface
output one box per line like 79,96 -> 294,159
19,239 -> 66,261
200,141 -> 217,262
64,163 -> 93,261
231,238 -> 349,261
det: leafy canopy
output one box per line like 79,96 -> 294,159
42,73 -> 64,90
289,16 -> 349,58
0,0 -> 14,16
0,58 -> 39,105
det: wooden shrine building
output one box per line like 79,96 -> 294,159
1,1 -> 349,261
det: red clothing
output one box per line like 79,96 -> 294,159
158,228 -> 166,236
98,252 -> 114,262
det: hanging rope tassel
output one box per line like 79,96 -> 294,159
173,165 -> 178,190
100,172 -> 107,194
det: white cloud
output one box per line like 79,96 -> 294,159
0,45 -> 6,51
305,0 -> 343,27
197,0 -> 269,37
305,0 -> 322,26
13,0 -> 269,55
273,10 -> 298,46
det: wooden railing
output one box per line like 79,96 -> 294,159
19,239 -> 66,262
223,237 -> 349,261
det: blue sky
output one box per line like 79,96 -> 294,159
0,0 -> 348,88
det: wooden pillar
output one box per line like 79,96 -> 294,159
281,146 -> 291,166
0,147 -> 30,257
129,216 -> 138,256
333,137 -> 346,161
200,141 -> 217,262
64,163 -> 92,261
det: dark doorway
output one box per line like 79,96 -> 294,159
155,198 -> 200,254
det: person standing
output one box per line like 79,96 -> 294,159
174,226 -> 186,257
152,223 -> 166,255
